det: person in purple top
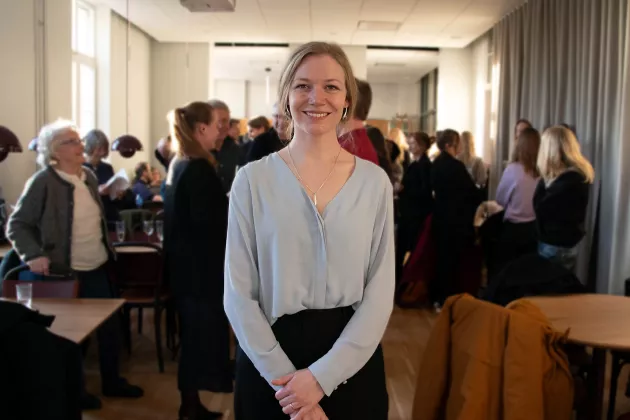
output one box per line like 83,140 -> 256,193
495,127 -> 541,270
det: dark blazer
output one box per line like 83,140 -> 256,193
164,157 -> 228,300
533,170 -> 590,248
399,154 -> 433,227
431,152 -> 483,238
245,128 -> 285,164
216,136 -> 241,192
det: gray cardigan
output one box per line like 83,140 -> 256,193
7,166 -> 113,270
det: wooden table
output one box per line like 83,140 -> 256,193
528,294 -> 630,420
12,298 -> 125,343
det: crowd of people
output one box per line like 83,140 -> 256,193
1,40 -> 595,420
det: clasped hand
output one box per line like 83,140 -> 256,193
272,369 -> 328,419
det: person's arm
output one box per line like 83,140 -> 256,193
307,179 -> 395,396
495,165 -> 516,208
474,158 -> 488,187
7,176 -> 46,263
224,169 -> 297,389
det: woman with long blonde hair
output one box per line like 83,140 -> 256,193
225,41 -> 393,420
534,125 -> 594,271
163,101 -> 232,420
457,131 -> 488,186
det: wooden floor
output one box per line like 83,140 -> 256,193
82,306 -> 630,420
83,307 -> 436,420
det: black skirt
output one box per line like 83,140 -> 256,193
234,306 -> 388,420
176,297 -> 233,393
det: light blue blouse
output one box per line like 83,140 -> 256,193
224,152 -> 395,397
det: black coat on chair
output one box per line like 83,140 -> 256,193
0,300 -> 82,420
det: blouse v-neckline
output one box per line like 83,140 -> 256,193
272,152 -> 359,218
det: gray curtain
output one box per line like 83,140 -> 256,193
491,0 -> 630,293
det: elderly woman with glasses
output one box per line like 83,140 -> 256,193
7,119 -> 143,409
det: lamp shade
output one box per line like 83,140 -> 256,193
0,126 -> 23,163
111,134 -> 143,158
28,137 -> 38,151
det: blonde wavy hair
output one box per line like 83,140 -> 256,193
277,42 -> 357,139
457,131 -> 477,166
537,126 -> 594,183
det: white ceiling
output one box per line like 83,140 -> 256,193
90,0 -> 524,83
92,0 -> 524,47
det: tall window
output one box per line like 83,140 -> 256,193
72,0 -> 96,135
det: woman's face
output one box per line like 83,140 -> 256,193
407,136 -> 421,156
196,109 -> 220,150
446,137 -> 460,157
95,143 -> 109,160
248,125 -> 265,139
289,54 -> 348,138
54,130 -> 85,166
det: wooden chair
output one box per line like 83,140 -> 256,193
109,242 -> 172,372
2,265 -> 79,298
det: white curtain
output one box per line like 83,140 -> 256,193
490,0 -> 630,293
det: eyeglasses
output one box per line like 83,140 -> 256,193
58,138 -> 83,147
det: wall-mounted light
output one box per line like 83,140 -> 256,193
0,126 -> 23,163
112,134 -> 143,158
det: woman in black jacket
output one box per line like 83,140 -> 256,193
395,132 -> 433,285
430,129 -> 483,307
534,126 -> 594,271
164,102 -> 232,420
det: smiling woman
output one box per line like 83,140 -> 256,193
225,42 -> 394,420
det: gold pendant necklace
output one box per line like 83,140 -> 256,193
287,145 -> 342,206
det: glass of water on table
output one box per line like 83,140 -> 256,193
16,283 -> 33,308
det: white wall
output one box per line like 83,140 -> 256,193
370,83 -> 420,120
0,0 -> 72,204
470,35 -> 491,162
214,80 -> 247,118
212,79 -> 419,122
150,42 -> 209,169
247,80 -> 278,118
437,48 -> 473,133
96,11 -> 151,176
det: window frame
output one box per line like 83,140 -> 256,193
71,0 -> 97,135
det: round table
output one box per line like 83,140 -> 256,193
528,294 -> 630,420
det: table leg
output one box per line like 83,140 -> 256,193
584,348 -> 606,420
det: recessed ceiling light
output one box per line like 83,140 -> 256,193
357,20 -> 401,32
450,35 -> 463,40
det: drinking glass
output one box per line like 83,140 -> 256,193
116,220 -> 126,242
156,220 -> 164,243
16,283 -> 33,308
143,220 -> 154,239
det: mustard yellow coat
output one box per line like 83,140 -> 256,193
412,294 -> 573,420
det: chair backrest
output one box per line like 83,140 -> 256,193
110,242 -> 165,300
2,279 -> 79,298
119,209 -> 154,234
142,201 -> 164,214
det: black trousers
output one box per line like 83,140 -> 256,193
432,228 -> 469,305
76,265 -> 121,388
234,307 -> 389,420
491,221 -> 538,281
